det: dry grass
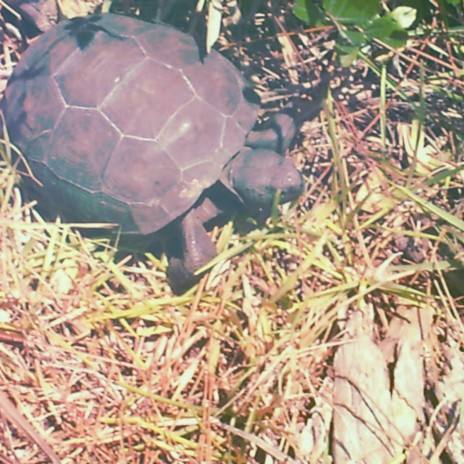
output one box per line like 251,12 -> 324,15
0,1 -> 463,463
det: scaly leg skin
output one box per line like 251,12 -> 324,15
167,209 -> 216,294
245,113 -> 296,154
6,0 -> 58,31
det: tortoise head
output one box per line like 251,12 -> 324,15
227,148 -> 303,212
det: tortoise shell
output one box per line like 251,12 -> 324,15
3,13 -> 258,234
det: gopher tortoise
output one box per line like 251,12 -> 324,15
2,13 -> 303,290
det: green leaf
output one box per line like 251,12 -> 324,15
388,6 -> 417,29
365,16 -> 397,40
381,30 -> 410,48
293,0 -> 310,23
323,0 -> 381,23
338,45 -> 360,66
344,29 -> 367,46
363,7 -> 416,48
293,0 -> 325,24
293,0 -> 311,23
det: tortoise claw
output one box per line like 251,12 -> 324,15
167,258 -> 200,294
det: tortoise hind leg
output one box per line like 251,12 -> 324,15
167,208 -> 216,293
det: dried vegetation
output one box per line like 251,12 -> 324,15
0,0 -> 463,463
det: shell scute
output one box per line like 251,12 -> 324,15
101,59 -> 195,139
47,108 -> 119,191
3,14 -> 258,234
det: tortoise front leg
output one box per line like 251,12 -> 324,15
6,0 -> 59,31
167,207 -> 217,293
245,113 -> 296,154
